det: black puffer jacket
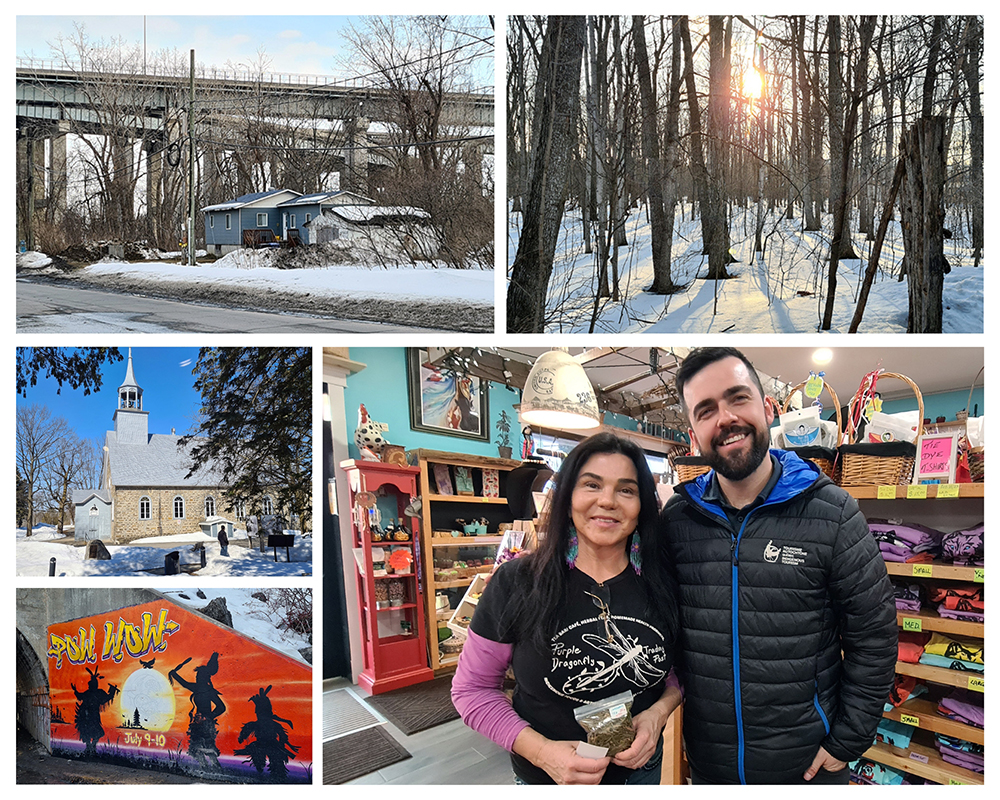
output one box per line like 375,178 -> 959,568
661,450 -> 897,784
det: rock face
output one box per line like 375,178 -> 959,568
84,540 -> 112,561
198,596 -> 233,628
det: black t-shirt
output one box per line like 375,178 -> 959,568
471,557 -> 674,784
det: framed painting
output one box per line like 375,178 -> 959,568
406,348 -> 489,441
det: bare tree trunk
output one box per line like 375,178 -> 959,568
960,15 -> 983,266
633,16 -> 675,294
507,16 -> 587,333
900,117 -> 947,333
704,15 -> 733,277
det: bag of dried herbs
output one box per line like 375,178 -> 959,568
572,690 -> 636,756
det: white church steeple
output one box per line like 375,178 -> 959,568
113,348 -> 149,444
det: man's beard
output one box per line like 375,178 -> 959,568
702,424 -> 771,481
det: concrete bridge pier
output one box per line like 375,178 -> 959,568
16,120 -> 69,249
344,116 -> 370,196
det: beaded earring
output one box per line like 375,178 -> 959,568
565,524 -> 579,569
630,532 -> 642,575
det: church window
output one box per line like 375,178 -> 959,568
235,500 -> 246,520
139,496 -> 151,520
262,496 -> 274,515
205,496 -> 215,517
173,496 -> 185,519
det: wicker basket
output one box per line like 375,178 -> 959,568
780,380 -> 843,478
968,446 -> 985,483
673,455 -> 711,483
838,372 -> 924,487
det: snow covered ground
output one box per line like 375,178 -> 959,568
163,587 -> 311,664
507,203 -> 983,333
16,525 -> 312,577
20,248 -> 494,307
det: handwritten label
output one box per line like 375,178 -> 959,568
912,564 -> 933,578
906,484 -> 928,499
967,676 -> 985,693
877,485 -> 897,500
918,435 -> 955,475
948,779 -> 966,785
937,484 -> 960,498
974,569 -> 984,584
902,618 -> 923,632
909,753 -> 930,764
899,714 -> 920,727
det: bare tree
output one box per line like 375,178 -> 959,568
16,405 -> 71,536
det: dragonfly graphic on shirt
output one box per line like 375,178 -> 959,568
558,589 -> 664,695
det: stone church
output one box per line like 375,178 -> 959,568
71,351 -> 270,544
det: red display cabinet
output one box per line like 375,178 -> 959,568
340,459 -> 433,694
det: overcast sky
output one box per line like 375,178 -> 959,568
17,16 -> 363,77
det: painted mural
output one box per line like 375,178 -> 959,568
46,599 -> 311,783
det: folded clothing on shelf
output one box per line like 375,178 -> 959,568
940,524 -> 984,566
937,688 -> 984,728
849,758 -> 906,786
885,674 -> 928,709
923,632 -> 984,665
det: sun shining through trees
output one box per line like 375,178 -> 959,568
742,66 -> 764,100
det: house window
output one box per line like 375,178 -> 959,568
257,212 -> 267,227
173,496 -> 185,519
289,214 -> 296,228
262,496 -> 274,515
209,215 -> 214,229
305,213 -> 311,224
139,496 -> 151,520
225,213 -> 232,230
205,496 -> 216,517
235,500 -> 246,520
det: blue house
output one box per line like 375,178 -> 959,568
203,189 -> 374,254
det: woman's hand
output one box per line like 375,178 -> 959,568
611,685 -> 682,770
535,740 -> 611,784
513,728 -> 610,784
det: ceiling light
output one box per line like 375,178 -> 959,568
520,349 -> 600,430
812,348 -> 833,365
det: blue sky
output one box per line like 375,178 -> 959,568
17,16 -> 359,77
16,348 -> 205,444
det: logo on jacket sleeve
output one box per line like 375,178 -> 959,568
763,539 -> 809,566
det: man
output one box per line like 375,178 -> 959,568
660,347 -> 897,784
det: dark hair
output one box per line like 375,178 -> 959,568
505,432 -> 678,650
675,347 -> 765,418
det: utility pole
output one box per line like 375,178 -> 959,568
187,49 -> 196,266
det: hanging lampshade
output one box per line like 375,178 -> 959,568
520,349 -> 600,429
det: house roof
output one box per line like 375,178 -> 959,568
72,488 -> 112,506
105,431 -> 227,488
202,189 -> 302,213
278,190 -> 374,207
325,205 -> 430,223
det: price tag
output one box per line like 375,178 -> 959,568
974,568 -> 984,583
902,617 -> 923,632
906,484 -> 928,499
899,713 -> 920,727
912,564 -> 934,578
877,485 -> 897,500
948,779 -> 966,786
937,484 -> 960,498
967,675 -> 985,693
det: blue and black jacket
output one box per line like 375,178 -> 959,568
661,449 -> 897,784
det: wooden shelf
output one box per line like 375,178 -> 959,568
431,535 -> 503,546
845,483 -> 984,500
414,449 -> 522,671
893,660 -> 985,692
863,739 -> 983,785
896,608 -> 983,638
883,697 -> 984,746
884,560 -> 984,583
425,493 -> 510,505
377,603 -> 418,613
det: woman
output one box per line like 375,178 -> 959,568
452,432 -> 681,784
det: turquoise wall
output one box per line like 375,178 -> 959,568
343,348 -> 521,460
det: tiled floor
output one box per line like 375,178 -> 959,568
323,679 -> 512,785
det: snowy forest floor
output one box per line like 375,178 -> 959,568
17,249 -> 495,332
507,201 -> 983,333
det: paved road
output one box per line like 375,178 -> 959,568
17,280 -> 438,333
